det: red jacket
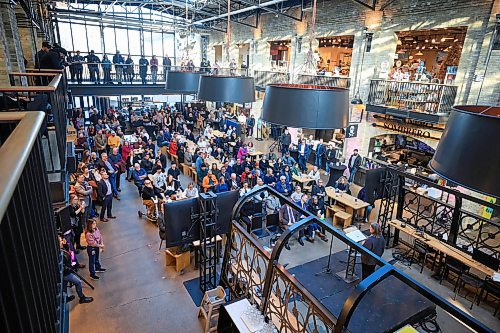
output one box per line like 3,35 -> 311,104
169,140 -> 178,156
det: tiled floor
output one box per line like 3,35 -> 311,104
69,137 -> 500,333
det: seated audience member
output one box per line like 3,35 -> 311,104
60,235 -> 93,304
211,163 -> 220,179
183,182 -> 199,198
334,176 -> 350,194
239,182 -> 251,197
167,162 -> 181,181
152,167 -> 167,191
278,203 -> 304,248
141,179 -> 164,217
202,169 -> 218,192
312,179 -> 327,204
198,164 -> 208,183
215,176 -> 229,193
282,151 -> 296,167
164,174 -> 180,196
140,153 -> 154,174
228,173 -> 241,191
263,168 -> 277,187
291,162 -> 301,176
305,196 -> 328,242
156,149 -> 167,169
290,186 -> 303,203
265,194 -> 281,215
357,187 -> 374,222
276,176 -> 292,196
237,143 -> 248,162
307,165 -> 321,185
169,138 -> 178,156
280,165 -> 293,185
132,163 -> 148,190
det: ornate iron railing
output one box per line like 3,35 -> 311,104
378,166 -> 500,261
295,74 -> 351,89
254,70 -> 290,89
367,79 -> 458,115
222,185 -> 492,333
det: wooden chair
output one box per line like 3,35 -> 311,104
198,286 -> 226,333
412,238 -> 436,273
181,163 -> 191,175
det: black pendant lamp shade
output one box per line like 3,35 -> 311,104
197,75 -> 255,103
429,105 -> 500,198
165,70 -> 203,93
262,84 -> 349,129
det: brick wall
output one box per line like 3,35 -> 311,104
0,3 -> 26,85
207,0 -> 498,106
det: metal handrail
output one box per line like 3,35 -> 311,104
370,78 -> 458,88
0,111 -> 45,222
2,73 -> 62,92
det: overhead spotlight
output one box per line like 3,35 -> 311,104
454,38 -> 459,42
425,39 -> 429,43
422,46 -> 426,49
441,37 -> 446,42
432,38 -> 436,43
416,46 -> 420,50
413,41 -> 417,44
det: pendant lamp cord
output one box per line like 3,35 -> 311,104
226,0 -> 231,65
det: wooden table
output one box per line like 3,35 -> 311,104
326,187 -> 370,224
205,156 -> 223,170
388,220 -> 497,277
248,150 -> 265,162
212,130 -> 226,138
292,174 -> 314,189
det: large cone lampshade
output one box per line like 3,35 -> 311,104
262,84 -> 349,129
429,105 -> 500,198
165,71 -> 203,93
197,75 -> 255,103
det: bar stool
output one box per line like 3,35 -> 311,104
198,286 -> 226,333
453,272 -> 484,309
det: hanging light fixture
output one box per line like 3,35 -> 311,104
197,0 -> 255,103
415,51 -> 424,56
165,0 -> 203,93
262,84 -> 349,129
262,0 -> 349,129
429,105 -> 500,197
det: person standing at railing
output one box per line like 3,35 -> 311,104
101,55 -> 112,84
86,50 -> 101,84
125,55 -> 134,84
67,52 -> 76,82
73,51 -> 84,84
229,59 -> 237,76
241,61 -> 248,76
163,54 -> 171,78
35,41 -> 50,69
200,58 -> 209,73
150,55 -> 158,84
212,60 -> 220,75
113,51 -> 125,84
139,55 -> 149,84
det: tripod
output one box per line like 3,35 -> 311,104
314,234 -> 339,279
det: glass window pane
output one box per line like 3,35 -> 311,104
128,29 -> 141,56
58,22 -> 74,51
163,33 -> 175,61
144,31 -> 152,57
115,28 -> 129,55
103,27 -> 116,54
152,33 -> 163,57
86,25 -> 103,54
71,23 -> 88,53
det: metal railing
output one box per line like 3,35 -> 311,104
254,70 -> 351,90
367,79 -> 458,115
0,112 -> 65,333
221,185 -> 493,333
64,64 -> 250,85
2,73 -> 68,173
377,166 -> 500,261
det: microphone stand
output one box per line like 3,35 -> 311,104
314,234 -> 339,279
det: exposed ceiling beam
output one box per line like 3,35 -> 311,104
351,0 -> 377,10
193,0 -> 287,25
237,0 -> 303,22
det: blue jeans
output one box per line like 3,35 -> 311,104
109,173 -> 119,195
64,273 -> 84,298
306,223 -> 322,237
365,205 -> 373,221
348,167 -> 358,183
315,155 -> 323,169
298,155 -> 307,172
87,246 -> 101,276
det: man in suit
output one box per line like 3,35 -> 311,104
348,149 -> 362,183
279,203 -> 305,247
315,138 -> 325,169
280,128 -> 291,155
97,153 -> 120,199
297,139 -> 310,173
97,171 -> 116,222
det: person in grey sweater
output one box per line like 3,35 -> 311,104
361,222 -> 385,280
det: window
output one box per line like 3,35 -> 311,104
152,32 -> 163,57
144,30 -> 153,57
128,29 -> 141,56
115,28 -> 129,55
86,25 -> 103,54
58,22 -> 74,51
71,23 -> 88,53
103,27 -> 116,54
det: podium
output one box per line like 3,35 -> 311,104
326,164 -> 347,187
336,227 -> 367,283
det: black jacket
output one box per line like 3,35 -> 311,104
97,179 -> 111,200
281,133 -> 291,146
167,167 -> 181,180
40,50 -> 64,70
348,155 -> 362,171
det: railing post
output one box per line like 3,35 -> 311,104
396,176 -> 405,221
449,196 -> 462,245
